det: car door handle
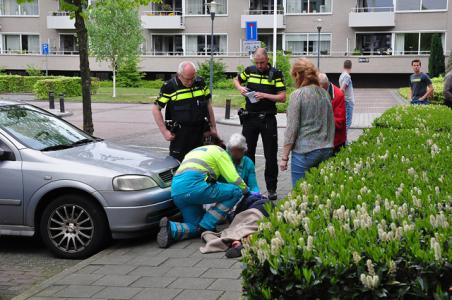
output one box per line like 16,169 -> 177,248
0,199 -> 22,206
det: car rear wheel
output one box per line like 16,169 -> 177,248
40,194 -> 109,259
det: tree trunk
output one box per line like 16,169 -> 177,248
112,61 -> 116,98
74,0 -> 94,135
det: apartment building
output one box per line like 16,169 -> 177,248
0,0 -> 450,86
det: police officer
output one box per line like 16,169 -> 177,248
157,136 -> 250,248
233,48 -> 286,200
152,61 -> 217,161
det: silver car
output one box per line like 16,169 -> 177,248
0,100 -> 179,259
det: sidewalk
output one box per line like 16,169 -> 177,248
12,89 -> 403,300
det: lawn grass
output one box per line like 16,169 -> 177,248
65,86 -> 244,108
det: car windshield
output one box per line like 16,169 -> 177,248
0,104 -> 95,151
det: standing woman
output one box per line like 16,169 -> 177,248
280,58 -> 335,187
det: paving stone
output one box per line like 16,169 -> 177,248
35,285 -> 66,297
77,265 -> 103,274
169,278 -> 215,290
195,258 -> 236,269
92,275 -> 140,287
131,276 -> 177,288
219,291 -> 242,300
94,264 -> 137,275
132,287 -> 182,300
230,262 -> 243,270
128,256 -> 168,266
201,268 -> 242,279
93,255 -> 135,265
154,248 -> 197,258
173,289 -> 224,300
55,285 -> 105,298
93,286 -> 143,299
190,251 -> 227,259
56,273 -> 104,285
160,257 -> 202,268
164,267 -> 208,278
128,266 -> 171,277
208,279 -> 242,292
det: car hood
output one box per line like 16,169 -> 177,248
43,141 -> 178,176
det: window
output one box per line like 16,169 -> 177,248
59,34 -> 78,54
286,0 -> 331,14
259,33 -> 283,51
285,33 -> 331,55
356,33 -> 392,55
0,0 -> 38,16
356,0 -> 393,11
185,34 -> 227,55
394,32 -> 445,55
396,0 -> 447,11
185,0 -> 227,15
250,0 -> 283,14
1,34 -> 39,54
150,35 -> 183,55
151,0 -> 182,14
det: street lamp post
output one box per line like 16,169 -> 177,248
207,1 -> 218,97
316,18 -> 323,70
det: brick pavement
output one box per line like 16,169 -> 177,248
11,89 -> 402,300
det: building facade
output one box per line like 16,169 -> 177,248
0,0 -> 450,85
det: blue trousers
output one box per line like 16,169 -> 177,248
411,99 -> 430,105
291,148 -> 333,187
170,171 -> 243,241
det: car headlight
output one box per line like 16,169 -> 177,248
113,175 -> 158,191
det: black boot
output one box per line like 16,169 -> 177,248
157,217 -> 174,248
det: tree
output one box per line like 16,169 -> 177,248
87,0 -> 144,97
117,57 -> 144,88
428,33 -> 445,78
19,0 -> 156,135
197,60 -> 227,84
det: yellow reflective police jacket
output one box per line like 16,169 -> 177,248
176,145 -> 248,193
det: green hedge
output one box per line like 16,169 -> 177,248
399,76 -> 445,105
33,77 -> 99,99
0,75 -> 60,93
242,106 -> 451,299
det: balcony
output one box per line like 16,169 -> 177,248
349,7 -> 395,28
241,10 -> 285,29
141,11 -> 184,30
47,11 -> 75,29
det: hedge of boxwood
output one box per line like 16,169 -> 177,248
0,75 -> 99,99
242,105 -> 451,299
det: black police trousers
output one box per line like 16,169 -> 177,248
170,125 -> 205,162
242,114 -> 278,192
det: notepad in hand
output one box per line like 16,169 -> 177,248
245,91 -> 259,103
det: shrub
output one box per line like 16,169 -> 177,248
197,59 -> 227,84
242,106 -> 451,299
429,34 -> 445,78
26,65 -> 43,77
141,79 -> 165,89
0,75 -> 59,93
117,58 -> 144,88
214,79 -> 234,89
33,77 -> 99,99
446,52 -> 452,73
269,50 -> 293,89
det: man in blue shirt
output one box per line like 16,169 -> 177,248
409,59 -> 434,105
227,133 -> 259,193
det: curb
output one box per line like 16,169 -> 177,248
12,246 -> 117,300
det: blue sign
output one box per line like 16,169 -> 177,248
42,43 -> 49,55
246,21 -> 258,41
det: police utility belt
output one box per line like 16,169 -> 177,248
238,108 -> 275,124
165,117 -> 210,134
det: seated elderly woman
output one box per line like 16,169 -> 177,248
227,133 -> 259,193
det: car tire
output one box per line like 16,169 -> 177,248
39,193 -> 109,259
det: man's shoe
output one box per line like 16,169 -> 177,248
268,190 -> 277,201
157,217 -> 174,248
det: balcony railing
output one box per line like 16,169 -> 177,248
246,9 -> 284,15
48,11 -> 71,16
351,7 -> 394,12
241,10 -> 285,28
141,11 -> 184,29
349,6 -> 395,27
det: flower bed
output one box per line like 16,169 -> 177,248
242,106 -> 451,299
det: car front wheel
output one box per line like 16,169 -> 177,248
40,194 -> 109,259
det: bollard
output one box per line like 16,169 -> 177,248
48,91 -> 55,110
59,93 -> 65,113
225,98 -> 231,120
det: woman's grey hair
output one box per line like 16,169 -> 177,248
227,133 -> 248,152
177,61 -> 197,75
318,73 -> 329,85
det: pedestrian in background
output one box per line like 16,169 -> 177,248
233,48 -> 286,200
409,59 -> 434,105
443,69 -> 452,108
319,73 -> 346,153
152,61 -> 217,161
280,58 -> 335,187
339,59 -> 355,141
